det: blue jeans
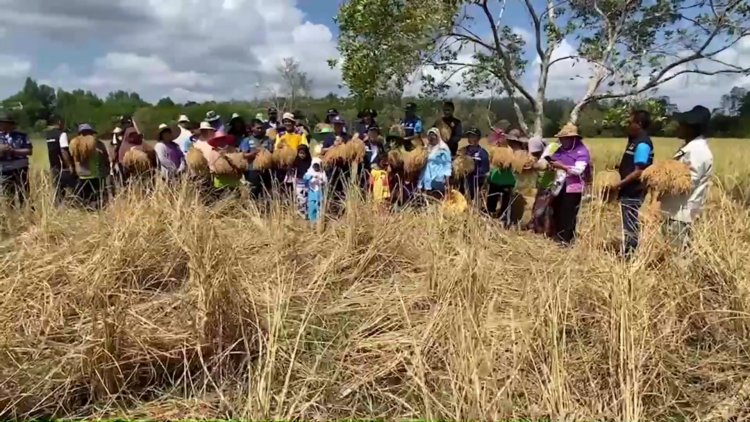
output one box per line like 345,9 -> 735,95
620,196 -> 644,256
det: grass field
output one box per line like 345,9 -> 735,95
1,137 -> 749,420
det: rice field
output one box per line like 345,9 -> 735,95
2,136 -> 750,420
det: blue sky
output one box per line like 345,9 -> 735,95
0,0 -> 747,110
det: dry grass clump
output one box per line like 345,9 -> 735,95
69,135 -> 97,163
404,145 -> 428,175
122,148 -> 153,174
642,160 -> 693,195
4,173 -> 750,421
452,154 -> 475,178
273,145 -> 297,169
253,148 -> 274,171
186,148 -> 209,176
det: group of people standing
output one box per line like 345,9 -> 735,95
0,101 -> 714,256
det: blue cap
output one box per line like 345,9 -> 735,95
78,123 -> 96,133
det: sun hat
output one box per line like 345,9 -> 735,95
158,123 -> 171,132
554,123 -> 581,138
199,121 -> 216,131
327,108 -> 339,116
505,129 -> 529,143
528,137 -> 547,154
675,105 -> 711,127
255,113 -> 265,121
207,134 -> 236,149
282,112 -> 295,122
77,123 -> 96,134
178,114 -> 190,124
465,127 -> 481,137
113,127 -> 123,134
231,112 -> 241,120
331,115 -> 345,125
205,110 -> 221,122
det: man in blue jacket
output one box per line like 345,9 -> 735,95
400,102 -> 423,146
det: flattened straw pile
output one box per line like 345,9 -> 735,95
123,148 -> 153,174
253,148 -> 274,171
404,145 -> 428,175
452,154 -> 475,178
642,160 -> 693,196
186,148 -> 209,176
70,135 -> 97,163
273,145 -> 297,169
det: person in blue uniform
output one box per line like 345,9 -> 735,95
400,102 -> 423,147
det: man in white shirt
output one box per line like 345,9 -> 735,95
175,114 -> 194,154
660,105 -> 713,246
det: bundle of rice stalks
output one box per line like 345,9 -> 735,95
273,145 -> 297,169
122,148 -> 153,174
436,119 -> 452,143
186,148 -> 209,176
593,170 -> 621,202
266,128 -> 278,140
490,146 -> 516,170
253,148 -> 274,171
322,144 -> 348,168
642,160 -> 692,195
452,154 -> 475,178
69,135 -> 97,164
442,189 -> 468,215
388,150 -> 404,170
404,145 -> 428,175
512,150 -> 535,173
345,139 -> 367,163
214,153 -> 247,176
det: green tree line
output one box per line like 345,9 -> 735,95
3,77 -> 750,140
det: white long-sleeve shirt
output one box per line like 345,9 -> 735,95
660,137 -> 713,223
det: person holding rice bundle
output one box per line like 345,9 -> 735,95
486,129 -> 527,226
70,124 -> 109,209
659,105 -> 713,247
462,127 -> 490,204
117,127 -> 156,185
547,123 -> 592,245
418,128 -> 452,200
303,157 -> 327,222
240,119 -> 275,199
274,113 -> 308,152
526,136 -> 560,235
154,124 -> 185,181
193,122 -> 243,200
434,101 -> 463,157
401,102 -> 423,146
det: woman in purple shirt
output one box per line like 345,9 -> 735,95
547,123 -> 591,245
154,124 -> 186,181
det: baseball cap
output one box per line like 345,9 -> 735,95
78,123 -> 96,133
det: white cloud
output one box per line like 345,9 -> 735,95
0,54 -> 30,79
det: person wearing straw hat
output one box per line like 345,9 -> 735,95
505,128 -> 530,150
154,123 -> 185,180
274,112 -> 309,151
547,122 -> 591,245
0,112 -> 32,206
660,105 -> 714,248
205,110 -> 225,134
176,114 -> 194,154
434,101 -> 463,157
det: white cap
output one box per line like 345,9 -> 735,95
199,121 -> 216,131
282,112 -> 295,122
231,112 -> 241,120
113,127 -> 123,134
178,115 -> 190,123
158,123 -> 170,131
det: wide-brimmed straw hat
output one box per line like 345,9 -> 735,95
207,134 -> 236,149
199,121 -> 216,131
178,115 -> 190,124
505,129 -> 529,143
554,123 -> 581,138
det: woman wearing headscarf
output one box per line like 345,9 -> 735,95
547,123 -> 591,245
290,144 -> 312,215
418,128 -> 452,200
303,157 -> 327,222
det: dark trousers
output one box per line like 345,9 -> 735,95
551,192 -> 582,244
461,175 -> 486,204
487,183 -> 514,225
246,170 -> 274,199
620,196 -> 644,256
447,141 -> 459,157
0,168 -> 30,207
74,177 -> 104,209
50,167 -> 76,204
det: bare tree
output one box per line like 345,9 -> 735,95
277,57 -> 312,111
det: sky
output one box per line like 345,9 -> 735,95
0,0 -> 747,111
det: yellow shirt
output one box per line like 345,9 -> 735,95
275,132 -> 308,151
371,169 -> 390,202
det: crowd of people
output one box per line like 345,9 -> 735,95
0,101 -> 714,256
